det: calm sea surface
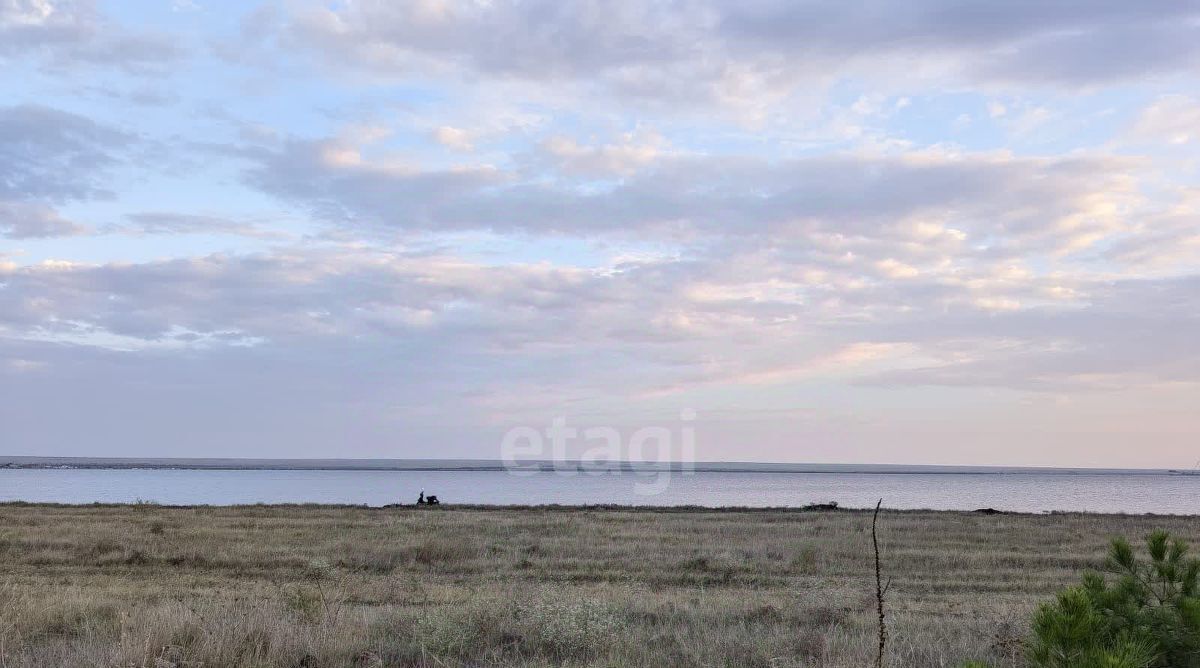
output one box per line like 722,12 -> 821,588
3,468 -> 1200,513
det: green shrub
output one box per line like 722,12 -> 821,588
1028,530 -> 1200,667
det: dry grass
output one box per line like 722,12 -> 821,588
2,503 -> 1198,667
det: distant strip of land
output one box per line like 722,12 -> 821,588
0,455 -> 1183,475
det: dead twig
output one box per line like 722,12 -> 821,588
872,498 -> 887,668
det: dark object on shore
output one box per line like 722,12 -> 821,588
803,501 -> 839,511
416,491 -> 441,506
974,507 -> 1004,515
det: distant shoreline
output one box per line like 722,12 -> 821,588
0,456 -> 1189,476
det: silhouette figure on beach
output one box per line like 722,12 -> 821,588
416,490 -> 441,506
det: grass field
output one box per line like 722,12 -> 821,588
2,503 -> 1198,667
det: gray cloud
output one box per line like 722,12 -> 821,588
243,134 -> 1138,259
0,104 -> 136,239
4,235 -> 1199,458
3,241 -> 1196,393
0,104 -> 136,240
0,200 -> 85,238
1,0 -> 184,72
241,138 -> 504,229
0,248 -> 692,348
860,275 -> 1200,391
288,1 -> 704,80
722,1 -> 1200,83
119,212 -> 284,238
0,0 -> 92,53
286,0 -> 1200,107
0,104 -> 131,202
0,248 -> 719,451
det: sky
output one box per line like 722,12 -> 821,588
2,0 -> 1200,467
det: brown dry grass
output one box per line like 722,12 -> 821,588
1,503 -> 1198,667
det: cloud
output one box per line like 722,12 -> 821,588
241,136 -> 505,229
535,129 -> 668,176
1131,95 -> 1200,145
875,258 -> 920,280
840,268 -> 1200,392
287,1 -> 707,80
3,231 -> 1200,458
968,20 -> 1200,86
118,212 -> 284,238
431,126 -> 475,151
0,248 -> 613,347
284,0 -> 1200,111
242,130 -> 1139,257
1101,190 -> 1200,271
3,236 -> 1196,394
0,0 -> 91,52
0,104 -> 131,202
0,104 -> 135,240
4,0 -> 1200,463
0,200 -> 85,238
0,0 -> 184,72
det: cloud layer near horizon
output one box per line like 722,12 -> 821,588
3,0 -> 1200,466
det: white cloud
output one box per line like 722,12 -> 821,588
1132,95 -> 1200,145
536,129 -> 667,176
432,125 -> 474,151
876,258 -> 920,279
